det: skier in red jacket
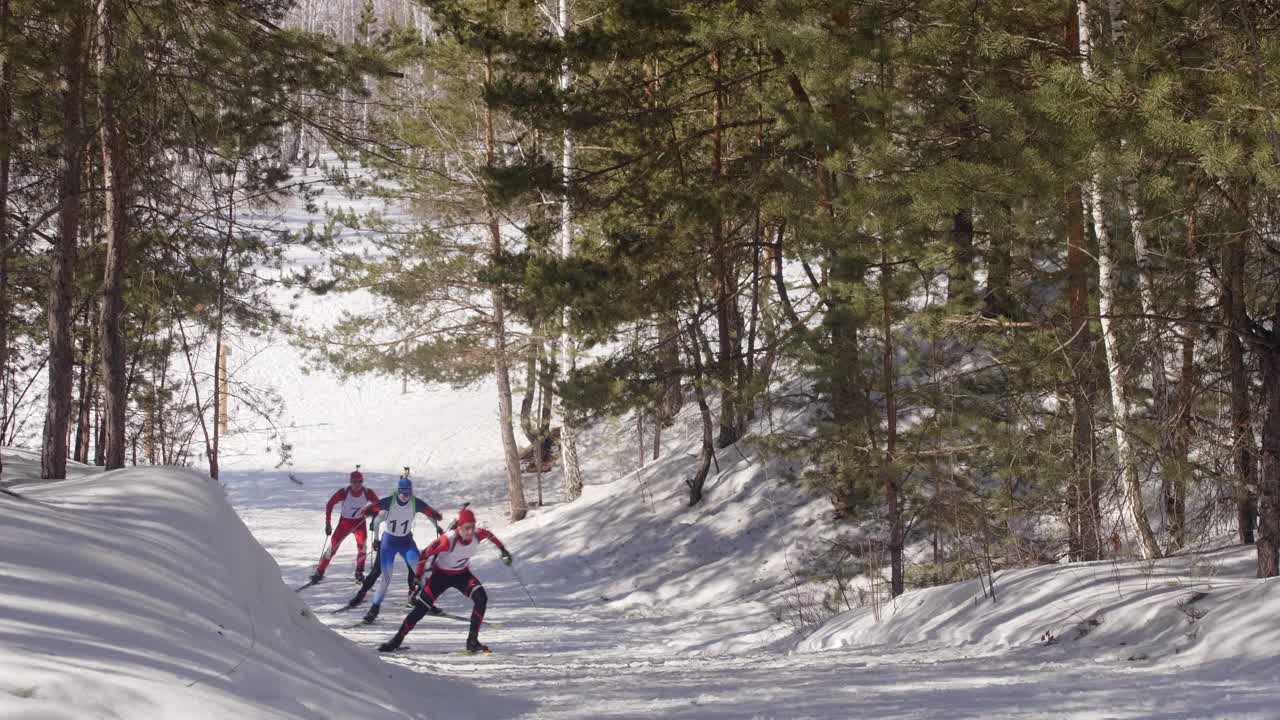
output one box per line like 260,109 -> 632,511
378,508 -> 511,654
309,467 -> 378,584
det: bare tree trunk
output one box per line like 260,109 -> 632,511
486,52 -> 527,522
556,0 -> 585,500
1223,194 -> 1257,545
1065,183 -> 1100,561
42,3 -> 88,480
983,204 -> 1015,319
520,337 -> 538,445
710,50 -> 742,449
492,291 -> 527,521
74,309 -> 94,464
657,314 -> 683,429
1062,3 -> 1100,561
175,316 -> 215,476
685,320 -> 713,506
93,383 -> 105,466
207,170 -> 236,482
881,259 -> 904,597
1091,183 -> 1161,560
1077,0 -> 1161,560
949,209 -> 975,303
1258,328 -> 1280,577
0,0 -> 11,478
1167,207 -> 1199,550
98,0 -> 129,470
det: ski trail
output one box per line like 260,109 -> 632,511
226,470 -> 1277,720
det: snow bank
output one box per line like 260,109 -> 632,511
0,450 -> 516,720
498,398 -> 833,655
800,540 -> 1280,679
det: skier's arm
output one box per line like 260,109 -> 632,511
416,499 -> 444,523
360,491 -> 380,540
367,497 -> 391,536
478,528 -> 513,564
324,489 -> 344,532
414,534 -> 452,577
476,528 -> 506,550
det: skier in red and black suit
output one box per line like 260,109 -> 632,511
309,467 -> 378,584
379,508 -> 511,654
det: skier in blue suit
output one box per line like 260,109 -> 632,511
362,473 -> 443,623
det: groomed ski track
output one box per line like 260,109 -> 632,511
228,473 -> 1276,720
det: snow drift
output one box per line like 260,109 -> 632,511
0,450 -> 519,719
497,397 -> 834,655
800,539 -> 1280,680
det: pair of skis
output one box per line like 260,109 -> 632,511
336,609 -> 501,630
383,646 -> 494,656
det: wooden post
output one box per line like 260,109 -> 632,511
218,345 -> 230,435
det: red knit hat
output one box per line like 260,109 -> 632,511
457,508 -> 477,527
349,469 -> 364,483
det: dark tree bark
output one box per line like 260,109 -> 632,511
685,320 -> 714,506
1166,207 -> 1200,550
0,0 -> 11,479
1257,330 -> 1280,578
983,204 -> 1015,319
520,337 -> 538,445
207,171 -> 235,482
710,50 -> 743,449
97,0 -> 130,470
949,209 -> 975,303
1066,184 -> 1100,561
657,314 -> 683,432
73,308 -> 94,464
881,260 -> 904,598
42,3 -> 89,480
1223,206 -> 1257,545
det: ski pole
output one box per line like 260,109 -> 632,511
507,563 -> 540,609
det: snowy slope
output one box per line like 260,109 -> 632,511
802,540 -> 1280,674
0,450 -> 524,720
485,394 -> 835,656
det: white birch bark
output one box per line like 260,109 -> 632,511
1079,0 -> 1162,560
556,0 -> 585,500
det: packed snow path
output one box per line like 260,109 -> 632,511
227,472 -> 1276,719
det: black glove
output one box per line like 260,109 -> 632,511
324,523 -> 332,536
500,548 -> 513,566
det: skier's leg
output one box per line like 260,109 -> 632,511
316,519 -> 354,574
403,547 -> 420,595
381,571 -> 449,652
372,541 -> 397,606
464,574 -> 487,641
353,522 -> 368,577
349,544 -> 382,606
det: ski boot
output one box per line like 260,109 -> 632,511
378,631 -> 406,653
308,570 -> 324,584
465,637 -> 490,654
363,604 -> 380,624
355,570 -> 365,584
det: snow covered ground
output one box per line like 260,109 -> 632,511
225,408 -> 1280,719
0,449 -> 527,719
